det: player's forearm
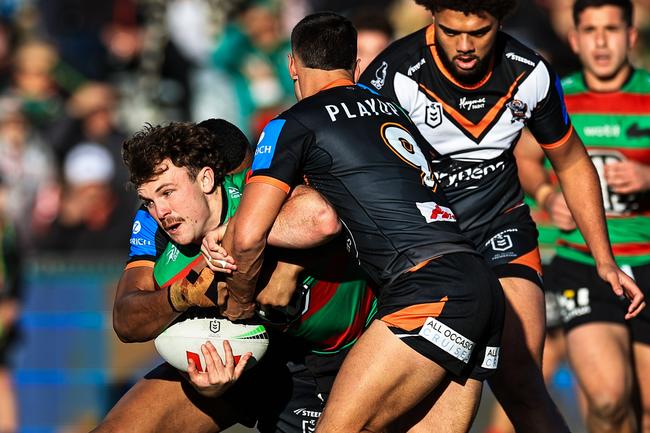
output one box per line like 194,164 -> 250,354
113,270 -> 180,342
555,153 -> 615,266
223,217 -> 265,307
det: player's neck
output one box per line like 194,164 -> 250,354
299,68 -> 355,99
583,62 -> 632,92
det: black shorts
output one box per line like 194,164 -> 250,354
547,256 -> 650,345
378,253 -> 504,380
465,205 -> 543,287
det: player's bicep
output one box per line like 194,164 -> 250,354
543,130 -> 589,173
527,66 -> 572,147
115,265 -> 155,303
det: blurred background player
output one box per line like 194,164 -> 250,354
516,0 -> 650,432
360,1 -> 645,432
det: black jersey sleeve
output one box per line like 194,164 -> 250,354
249,114 -> 313,192
526,60 -> 573,148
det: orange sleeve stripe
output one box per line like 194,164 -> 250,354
247,175 -> 291,194
124,260 -> 155,270
540,125 -> 574,150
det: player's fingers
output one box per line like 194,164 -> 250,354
233,352 -> 252,378
187,359 -> 203,384
222,340 -> 236,371
626,297 -> 646,320
203,342 -> 224,382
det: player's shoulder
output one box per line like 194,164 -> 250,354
360,27 -> 430,86
626,68 -> 650,93
499,32 -> 551,73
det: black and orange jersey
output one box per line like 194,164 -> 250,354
249,79 -> 476,287
360,26 -> 572,231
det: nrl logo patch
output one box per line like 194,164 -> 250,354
371,61 -> 388,89
209,320 -> 221,333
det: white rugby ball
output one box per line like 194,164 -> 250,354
154,317 -> 269,372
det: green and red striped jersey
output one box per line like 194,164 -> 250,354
558,69 -> 650,266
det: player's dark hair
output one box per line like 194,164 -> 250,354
351,9 -> 394,39
415,0 -> 517,20
291,12 -> 357,71
123,121 -> 238,190
573,0 -> 633,26
197,118 -> 250,173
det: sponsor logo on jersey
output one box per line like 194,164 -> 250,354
293,408 -> 321,433
166,244 -> 180,264
252,119 -> 285,171
459,97 -> 486,111
627,123 -> 650,138
416,202 -> 456,223
507,99 -> 528,122
325,98 -> 399,122
558,288 -> 591,321
481,346 -> 500,369
425,102 -> 443,128
419,317 -> 475,363
227,186 -> 241,199
407,58 -> 426,76
505,52 -> 536,67
583,124 -> 621,138
434,160 -> 507,189
132,220 -> 141,234
129,237 -> 152,247
371,61 -> 388,89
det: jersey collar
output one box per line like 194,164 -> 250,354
319,78 -> 355,92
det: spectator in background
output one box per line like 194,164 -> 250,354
0,96 -> 58,247
4,40 -> 64,133
196,0 -> 293,138
48,82 -> 130,195
40,143 -> 131,252
0,175 -> 22,433
351,9 -> 394,74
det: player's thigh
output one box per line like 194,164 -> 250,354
388,377 -> 483,433
318,320 -> 449,433
498,276 -> 546,364
566,323 -> 633,404
95,363 -> 240,433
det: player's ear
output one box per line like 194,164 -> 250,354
288,53 -> 298,81
628,25 -> 638,50
199,167 -> 215,193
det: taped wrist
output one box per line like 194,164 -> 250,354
168,267 -> 217,311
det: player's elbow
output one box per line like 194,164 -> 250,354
112,305 -> 148,343
313,204 -> 341,241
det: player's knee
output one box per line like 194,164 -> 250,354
588,392 -> 630,424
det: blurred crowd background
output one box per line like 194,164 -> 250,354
0,0 -> 648,432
